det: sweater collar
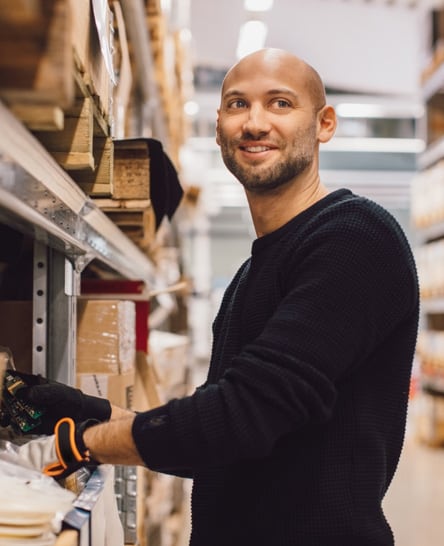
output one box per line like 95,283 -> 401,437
251,188 -> 352,255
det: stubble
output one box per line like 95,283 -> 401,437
218,127 -> 317,194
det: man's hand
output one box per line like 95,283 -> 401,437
43,417 -> 100,478
16,417 -> 101,479
1,370 -> 111,435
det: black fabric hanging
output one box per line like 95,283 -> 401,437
146,138 -> 184,230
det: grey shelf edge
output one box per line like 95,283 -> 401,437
0,100 -> 156,286
422,62 -> 444,102
64,465 -> 120,543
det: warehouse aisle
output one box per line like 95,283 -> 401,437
383,408 -> 444,545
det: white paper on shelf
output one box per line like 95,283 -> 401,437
92,0 -> 117,85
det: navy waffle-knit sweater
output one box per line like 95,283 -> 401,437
132,189 -> 419,546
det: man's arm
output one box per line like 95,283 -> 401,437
83,411 -> 145,466
110,404 -> 135,420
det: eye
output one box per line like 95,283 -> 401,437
227,99 -> 247,109
272,99 -> 291,109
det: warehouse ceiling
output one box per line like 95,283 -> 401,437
183,0 -> 440,228
188,0 -> 437,95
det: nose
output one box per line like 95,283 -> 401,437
242,103 -> 271,137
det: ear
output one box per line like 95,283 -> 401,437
216,109 -> 221,146
317,105 -> 337,144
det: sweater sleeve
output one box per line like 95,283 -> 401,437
132,207 -> 418,473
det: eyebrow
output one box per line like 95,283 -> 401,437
222,88 -> 300,102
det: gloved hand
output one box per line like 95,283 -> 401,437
15,417 -> 100,479
1,370 -> 111,435
43,417 -> 100,479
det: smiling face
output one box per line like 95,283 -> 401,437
216,49 -> 331,195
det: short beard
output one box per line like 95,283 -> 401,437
222,152 -> 313,194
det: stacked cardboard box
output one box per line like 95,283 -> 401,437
148,330 -> 190,403
76,299 -> 136,409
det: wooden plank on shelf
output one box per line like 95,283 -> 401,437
73,68 -> 111,139
145,0 -> 162,16
32,97 -> 94,170
10,103 -> 65,131
94,198 -> 155,249
0,0 -> 75,110
113,139 -> 151,200
93,198 -> 151,209
73,137 -> 114,194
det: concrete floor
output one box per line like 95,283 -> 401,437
383,418 -> 444,545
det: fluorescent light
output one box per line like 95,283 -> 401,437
236,20 -> 268,59
244,0 -> 274,11
335,102 -> 425,119
161,0 -> 171,13
322,137 -> 425,154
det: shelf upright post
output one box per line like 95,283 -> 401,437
46,248 -> 80,386
32,240 -> 48,377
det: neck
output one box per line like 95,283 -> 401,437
246,167 -> 329,237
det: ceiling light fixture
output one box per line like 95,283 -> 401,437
335,102 -> 425,119
244,0 -> 274,11
236,20 -> 268,59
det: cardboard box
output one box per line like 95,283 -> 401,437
0,301 -> 33,373
133,351 -> 162,411
148,330 -> 189,397
77,369 -> 135,410
77,300 -> 136,374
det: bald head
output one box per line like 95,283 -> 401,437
221,48 -> 326,111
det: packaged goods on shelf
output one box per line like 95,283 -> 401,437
411,161 -> 444,228
415,240 -> 444,298
0,353 -> 6,397
414,390 -> 444,447
417,330 -> 444,369
76,369 -> 135,410
77,299 -> 136,374
0,456 -> 76,546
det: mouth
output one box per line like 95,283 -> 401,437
238,143 -> 278,158
240,145 -> 272,152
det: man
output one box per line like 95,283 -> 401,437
3,49 -> 419,545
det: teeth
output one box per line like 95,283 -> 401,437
244,146 -> 270,152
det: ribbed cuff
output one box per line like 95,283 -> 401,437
81,393 -> 112,422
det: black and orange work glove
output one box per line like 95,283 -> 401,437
43,417 -> 100,479
1,370 -> 111,435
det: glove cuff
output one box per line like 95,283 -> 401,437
76,418 -> 100,455
81,393 -> 112,423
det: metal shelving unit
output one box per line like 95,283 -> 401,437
0,101 -> 156,285
0,100 -> 158,387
